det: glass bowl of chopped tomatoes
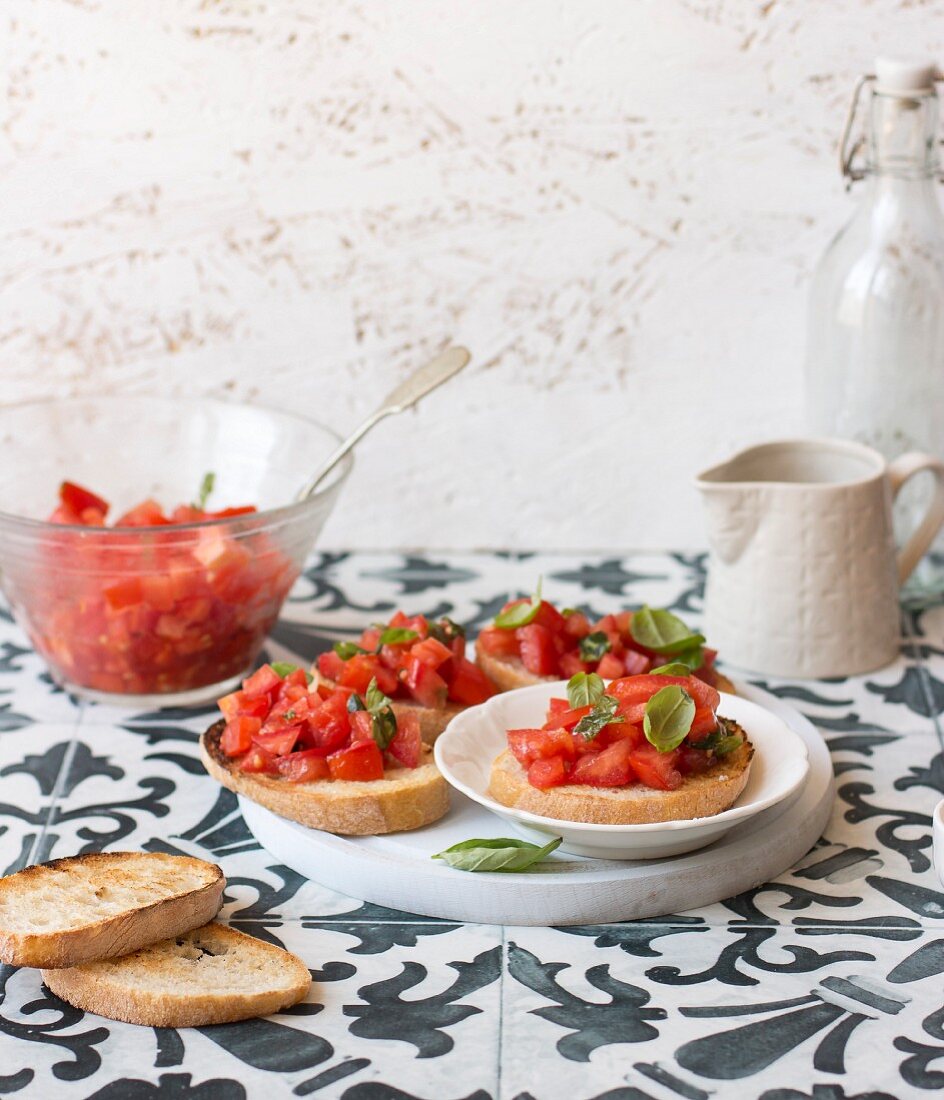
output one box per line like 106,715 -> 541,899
0,396 -> 351,705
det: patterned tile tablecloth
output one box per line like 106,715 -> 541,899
1,552 -> 943,1100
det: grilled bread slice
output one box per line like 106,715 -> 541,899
488,720 -> 754,825
42,922 -> 310,1027
200,720 -> 449,835
0,852 -> 224,969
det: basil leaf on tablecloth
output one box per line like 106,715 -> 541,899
567,671 -> 605,708
643,685 -> 695,752
574,693 -> 624,741
630,606 -> 705,655
378,627 -> 419,647
494,578 -> 543,629
334,640 -> 367,660
271,661 -> 313,683
432,836 -> 562,873
578,631 -> 611,662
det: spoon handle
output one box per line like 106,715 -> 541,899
297,345 -> 471,501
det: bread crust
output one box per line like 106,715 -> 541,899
476,650 -> 737,696
0,853 -> 224,970
42,922 -> 311,1027
488,720 -> 754,825
200,721 -> 449,835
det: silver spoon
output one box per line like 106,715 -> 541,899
297,345 -> 472,500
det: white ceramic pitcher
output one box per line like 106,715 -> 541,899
695,439 -> 944,678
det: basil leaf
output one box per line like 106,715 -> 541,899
378,627 -> 419,647
334,641 -> 366,660
650,662 -> 693,676
567,671 -> 605,708
371,707 -> 398,750
574,694 -> 624,741
194,470 -> 215,510
428,617 -> 466,644
347,693 -> 366,713
561,607 -> 578,616
643,685 -> 695,752
365,678 -> 393,715
494,578 -> 543,629
712,733 -> 742,756
578,631 -> 611,663
630,606 -> 705,655
432,836 -> 562,873
670,644 -> 705,671
271,661 -> 313,683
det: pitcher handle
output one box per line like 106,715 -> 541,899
888,452 -> 944,585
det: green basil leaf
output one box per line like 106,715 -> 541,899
194,470 -> 215,510
650,662 -> 693,676
334,641 -> 366,660
347,693 -> 366,713
494,578 -> 543,629
630,606 -> 705,655
378,627 -> 419,647
432,836 -> 562,873
643,685 -> 695,752
561,607 -> 578,617
271,661 -> 313,683
574,694 -> 624,741
712,733 -> 742,756
371,707 -> 398,750
428,617 -> 466,644
365,677 -> 393,715
567,671 -> 605,708
578,631 -> 611,663
670,644 -> 705,671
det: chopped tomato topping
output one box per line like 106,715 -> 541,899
277,749 -> 331,783
328,740 -> 385,781
220,715 -> 261,756
387,710 -> 422,768
528,755 -> 568,789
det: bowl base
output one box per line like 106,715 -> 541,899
65,671 -> 245,711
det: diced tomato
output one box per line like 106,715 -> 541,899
447,658 -> 495,705
60,481 -> 109,518
547,698 -> 570,716
239,746 -> 279,774
252,724 -> 303,756
516,623 -> 559,676
277,749 -> 331,782
243,664 -> 283,699
103,577 -> 144,611
306,692 -> 352,752
677,746 -> 715,775
508,726 -> 577,766
387,711 -> 422,768
349,709 -> 374,741
563,611 -> 591,638
410,637 -> 453,670
209,505 -> 257,519
622,650 -> 652,675
541,705 -> 590,731
597,652 -> 625,679
559,651 -> 590,678
328,740 -> 384,781
570,740 -> 635,787
317,651 -> 346,682
218,690 -> 270,722
528,755 -> 568,789
403,656 -> 448,708
114,499 -> 171,527
628,744 -> 682,790
338,654 -> 398,695
533,600 -> 566,635
476,625 -> 519,657
220,715 -> 262,756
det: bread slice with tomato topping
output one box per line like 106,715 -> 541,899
201,720 -> 449,835
489,719 -> 753,826
315,612 -> 497,744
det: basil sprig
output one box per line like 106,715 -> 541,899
271,661 -> 313,683
579,631 -> 611,662
378,627 -> 419,647
334,641 -> 367,660
432,836 -> 562,873
494,578 -> 543,629
630,607 -> 705,664
693,725 -> 742,756
566,671 -> 605,708
574,694 -> 624,742
348,678 -> 398,750
643,685 -> 695,752
194,470 -> 215,510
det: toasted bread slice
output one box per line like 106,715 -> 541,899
0,852 -> 224,969
488,720 -> 754,825
313,672 -> 461,745
476,650 -> 737,696
42,922 -> 310,1027
200,721 -> 449,835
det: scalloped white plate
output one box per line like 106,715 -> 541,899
433,682 -> 810,858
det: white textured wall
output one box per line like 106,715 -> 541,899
4,1 -> 944,549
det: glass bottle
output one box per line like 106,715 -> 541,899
804,58 -> 944,590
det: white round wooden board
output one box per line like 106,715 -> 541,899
238,683 -> 836,926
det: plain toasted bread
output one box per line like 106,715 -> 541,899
42,922 -> 311,1027
200,720 -> 449,835
0,852 -> 224,969
488,720 -> 754,825
476,650 -> 737,696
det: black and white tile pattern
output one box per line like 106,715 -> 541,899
1,552 -> 943,1099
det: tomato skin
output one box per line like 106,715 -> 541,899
328,740 -> 384,781
570,740 -> 635,787
221,715 -> 261,756
447,658 -> 495,705
528,755 -> 568,789
60,481 -> 109,518
541,705 -> 590,732
628,745 -> 682,791
277,749 -> 331,783
403,656 -> 449,708
317,651 -> 346,681
387,710 -> 422,768
476,625 -> 519,657
517,623 -> 559,676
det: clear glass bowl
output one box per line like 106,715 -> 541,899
0,396 -> 351,706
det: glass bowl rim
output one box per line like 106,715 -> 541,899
0,393 -> 353,536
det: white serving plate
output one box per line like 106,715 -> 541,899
239,683 -> 834,926
434,682 -> 810,859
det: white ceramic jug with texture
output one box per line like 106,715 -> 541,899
695,439 -> 944,678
